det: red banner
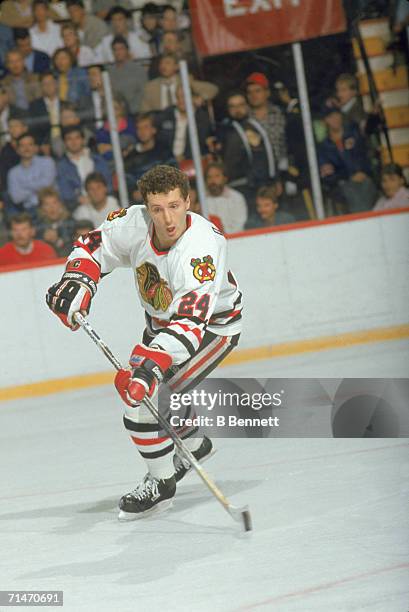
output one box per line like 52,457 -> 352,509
189,0 -> 346,57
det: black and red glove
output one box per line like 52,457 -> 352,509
115,344 -> 173,407
46,258 -> 100,330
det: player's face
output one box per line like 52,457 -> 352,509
11,222 -> 35,248
147,188 -> 190,248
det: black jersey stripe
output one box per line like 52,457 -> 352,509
157,327 -> 196,357
210,292 -> 242,320
209,313 -> 242,326
123,416 -> 163,433
139,444 -> 175,459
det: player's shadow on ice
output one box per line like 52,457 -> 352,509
0,478 -> 260,538
15,478 -> 260,585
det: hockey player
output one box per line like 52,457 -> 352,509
46,165 -> 242,519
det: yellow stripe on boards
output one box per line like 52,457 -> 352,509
1,324 -> 408,402
222,324 -> 409,366
0,372 -> 114,402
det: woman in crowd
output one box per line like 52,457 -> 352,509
52,47 -> 90,104
95,94 -> 136,164
373,163 -> 409,211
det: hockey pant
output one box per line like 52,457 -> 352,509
123,331 -> 240,479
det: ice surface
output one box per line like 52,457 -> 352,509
1,340 -> 408,611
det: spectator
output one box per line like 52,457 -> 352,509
149,30 -> 191,78
373,164 -> 409,211
0,24 -> 14,74
107,36 -> 148,115
0,116 -> 28,191
35,186 -> 76,255
0,85 -> 21,147
188,182 -> 223,231
245,185 -> 296,229
335,73 -> 366,128
61,22 -> 96,67
95,94 -> 136,163
266,176 -> 310,221
204,162 -> 247,234
136,2 -> 161,55
273,80 -> 308,185
335,72 -> 381,138
317,104 -> 378,213
30,0 -> 63,57
52,47 -> 90,104
157,84 -> 212,162
245,72 -> 288,172
159,4 -> 192,56
72,217 -> 94,241
78,65 -> 105,130
125,112 -> 175,182
1,49 -> 41,110
73,172 -> 119,227
95,6 -> 151,63
0,211 -> 57,265
160,4 -> 178,33
220,91 -> 277,206
66,0 -> 108,49
7,132 -> 56,212
14,27 -> 50,74
28,71 -> 62,147
141,52 -> 218,113
0,0 -> 34,29
35,100 -> 94,158
0,0 -> 61,28
56,125 -> 111,210
91,0 -> 132,20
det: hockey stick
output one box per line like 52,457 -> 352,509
74,312 -> 252,532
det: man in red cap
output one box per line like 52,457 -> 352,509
245,72 -> 288,173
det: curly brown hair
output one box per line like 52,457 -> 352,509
138,165 -> 190,204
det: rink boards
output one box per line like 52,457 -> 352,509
0,208 -> 408,391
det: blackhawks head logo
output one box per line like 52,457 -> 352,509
191,255 -> 216,283
136,262 -> 173,312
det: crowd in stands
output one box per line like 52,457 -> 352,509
0,0 -> 408,268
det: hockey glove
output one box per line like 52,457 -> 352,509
46,258 -> 100,330
115,344 -> 172,407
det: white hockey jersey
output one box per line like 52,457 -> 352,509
68,206 -> 243,364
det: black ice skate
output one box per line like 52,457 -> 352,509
118,473 -> 176,521
173,436 -> 214,482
